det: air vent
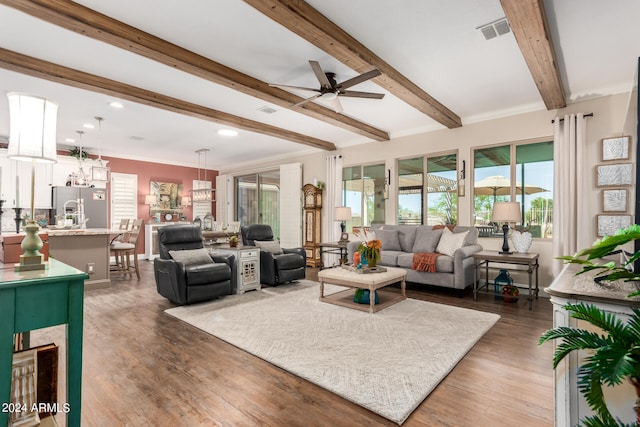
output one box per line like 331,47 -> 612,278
129,136 -> 145,141
477,18 -> 510,40
257,106 -> 277,114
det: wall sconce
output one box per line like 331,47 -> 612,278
458,160 -> 466,197
181,196 -> 192,207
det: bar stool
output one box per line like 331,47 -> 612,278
111,219 -> 144,279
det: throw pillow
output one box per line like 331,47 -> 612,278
412,227 -> 443,253
169,248 -> 213,266
254,240 -> 283,254
376,229 -> 402,251
436,227 -> 469,257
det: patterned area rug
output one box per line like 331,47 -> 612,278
165,281 -> 499,424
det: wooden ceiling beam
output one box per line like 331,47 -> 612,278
0,0 -> 388,141
243,0 -> 462,129
500,0 -> 566,110
0,48 -> 336,151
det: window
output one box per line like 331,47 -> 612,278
342,163 -> 386,230
235,170 -> 280,237
397,153 -> 458,225
473,141 -> 553,238
110,172 -> 137,229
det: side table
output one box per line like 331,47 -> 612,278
318,241 -> 348,269
0,259 -> 88,427
472,250 -> 539,310
211,245 -> 261,294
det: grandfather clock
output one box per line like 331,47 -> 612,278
302,183 -> 322,267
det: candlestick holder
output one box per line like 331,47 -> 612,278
14,207 -> 22,234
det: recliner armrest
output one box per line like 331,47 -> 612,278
283,247 -> 306,261
211,253 -> 235,269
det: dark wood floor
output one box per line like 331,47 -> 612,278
32,260 -> 554,427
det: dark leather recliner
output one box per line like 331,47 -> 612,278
241,224 -> 306,285
154,224 -> 235,305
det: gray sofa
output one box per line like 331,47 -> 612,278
347,224 -> 482,293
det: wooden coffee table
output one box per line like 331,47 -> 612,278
317,266 -> 407,313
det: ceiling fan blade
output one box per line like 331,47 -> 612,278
339,90 -> 385,99
290,93 -> 323,108
269,83 -> 321,93
337,69 -> 382,90
309,60 -> 332,89
324,95 -> 344,113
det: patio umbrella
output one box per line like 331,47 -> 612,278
474,175 -> 548,199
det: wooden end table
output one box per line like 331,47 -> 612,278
318,266 -> 407,313
472,250 -> 539,310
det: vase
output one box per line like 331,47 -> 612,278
367,254 -> 377,268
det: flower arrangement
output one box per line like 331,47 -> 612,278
501,284 -> 520,297
68,146 -> 89,160
354,227 -> 381,264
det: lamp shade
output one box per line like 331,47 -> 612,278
181,196 -> 192,206
144,195 -> 157,205
335,206 -> 352,221
492,202 -> 521,222
7,93 -> 58,163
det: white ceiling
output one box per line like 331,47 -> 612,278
0,0 -> 638,170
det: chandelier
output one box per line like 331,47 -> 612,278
91,116 -> 110,182
70,130 -> 90,187
190,148 -> 214,202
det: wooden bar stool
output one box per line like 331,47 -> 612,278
111,219 -> 144,279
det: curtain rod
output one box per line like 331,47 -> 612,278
551,112 -> 594,123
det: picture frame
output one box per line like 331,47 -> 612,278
596,163 -> 633,187
597,214 -> 632,237
149,181 -> 184,214
602,189 -> 628,212
601,136 -> 631,161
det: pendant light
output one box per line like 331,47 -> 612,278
71,130 -> 90,187
190,148 -> 214,202
91,116 -> 110,182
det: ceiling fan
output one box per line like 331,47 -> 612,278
270,60 -> 384,113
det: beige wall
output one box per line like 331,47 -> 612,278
221,92 -> 637,288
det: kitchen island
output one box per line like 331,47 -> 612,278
47,228 -> 113,289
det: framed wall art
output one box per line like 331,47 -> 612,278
597,214 -> 632,237
601,189 -> 628,212
596,163 -> 633,187
601,136 -> 631,161
150,181 -> 184,214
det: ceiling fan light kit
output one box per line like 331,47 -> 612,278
271,60 -> 384,112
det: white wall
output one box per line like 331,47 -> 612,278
220,92 -> 637,288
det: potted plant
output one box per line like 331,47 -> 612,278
539,224 -> 640,425
500,284 -> 519,303
228,235 -> 238,248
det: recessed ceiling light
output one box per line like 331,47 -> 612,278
65,138 -> 75,143
83,123 -> 95,129
217,129 -> 238,137
109,101 -> 124,108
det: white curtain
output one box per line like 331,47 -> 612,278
552,113 -> 589,275
323,155 -> 343,265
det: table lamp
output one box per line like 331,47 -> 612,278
7,92 -> 58,271
491,201 -> 521,255
335,206 -> 352,243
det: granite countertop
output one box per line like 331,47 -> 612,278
46,228 -> 113,236
545,263 -> 640,305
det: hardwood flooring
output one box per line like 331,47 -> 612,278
31,261 -> 554,427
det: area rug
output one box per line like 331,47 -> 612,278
165,281 -> 500,424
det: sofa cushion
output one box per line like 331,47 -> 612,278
255,240 -> 283,254
376,229 -> 402,251
454,226 -> 479,246
397,253 -> 454,273
169,248 -> 213,266
412,227 -> 443,253
396,226 -> 418,252
379,250 -> 403,266
436,227 -> 469,256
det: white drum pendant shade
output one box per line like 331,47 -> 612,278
7,92 -> 58,163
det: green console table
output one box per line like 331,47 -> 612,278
0,259 -> 88,427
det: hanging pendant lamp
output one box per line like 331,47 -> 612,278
91,116 -> 110,182
190,148 -> 214,202
71,130 -> 90,187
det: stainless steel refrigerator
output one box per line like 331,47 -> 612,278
51,186 -> 109,228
